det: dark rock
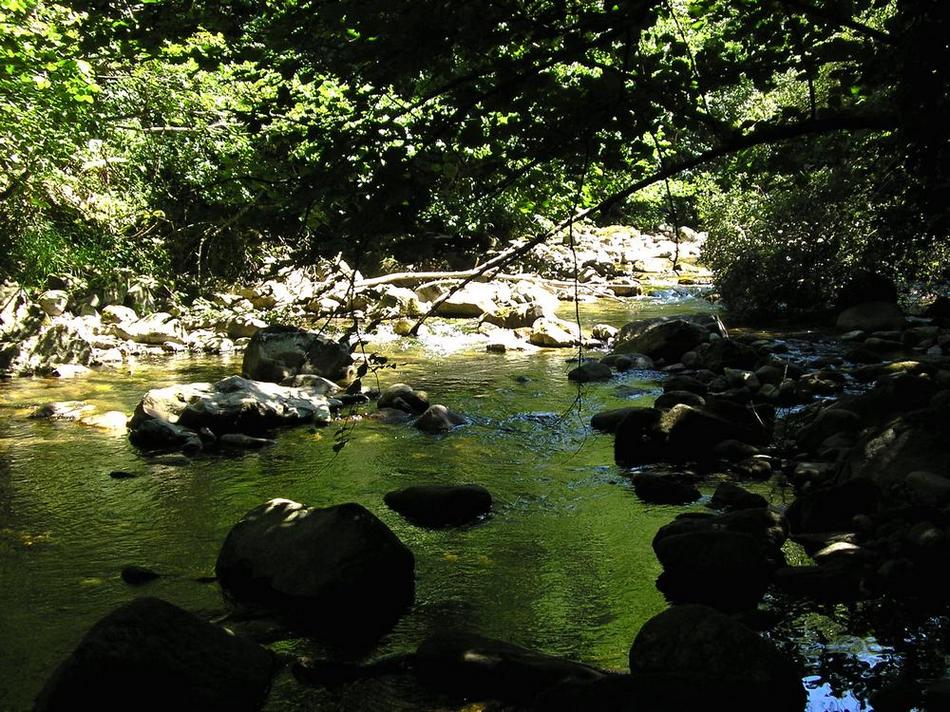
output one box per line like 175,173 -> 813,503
377,383 -> 429,414
591,407 -> 641,433
128,418 -> 203,453
653,530 -> 772,610
34,597 -> 273,711
713,439 -> 761,462
612,319 -> 708,363
415,404 -> 466,433
631,473 -> 701,505
837,407 -> 950,490
663,375 -> 708,395
121,565 -> 161,585
242,325 -> 353,383
216,499 -> 415,641
414,632 -> 605,704
613,408 -> 664,467
837,302 -> 906,332
384,484 -> 492,527
568,361 -> 613,382
654,390 -> 705,410
708,483 -> 768,512
773,564 -> 867,602
601,353 -> 654,371
655,508 -> 788,554
531,675 -> 638,712
796,408 -> 861,453
659,404 -> 763,464
785,479 -> 881,534
628,605 -> 805,712
693,338 -> 760,372
108,470 -> 137,479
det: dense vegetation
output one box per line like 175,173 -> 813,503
1,0 -> 947,318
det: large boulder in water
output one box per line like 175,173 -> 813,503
628,605 -> 805,712
242,325 -> 353,383
216,499 -> 415,641
128,375 -> 332,447
34,597 -> 274,711
653,529 -> 773,611
414,632 -> 605,705
611,318 -> 708,363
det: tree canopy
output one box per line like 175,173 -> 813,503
1,0 -> 947,316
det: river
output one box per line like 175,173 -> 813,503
0,292 -> 903,710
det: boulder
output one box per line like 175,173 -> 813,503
415,632 -> 605,704
837,407 -> 950,491
708,483 -> 768,512
432,283 -> 499,318
655,509 -> 788,552
415,404 -> 466,433
114,312 -> 185,345
384,484 -> 492,527
836,301 -> 906,332
128,418 -> 203,453
613,408 -> 664,466
223,315 -> 268,340
530,317 -> 580,347
653,529 -> 772,610
628,605 -> 805,712
38,289 -> 69,317
130,376 -> 331,439
378,383 -> 430,414
100,304 -> 138,325
591,407 -> 642,433
483,302 -> 548,330
693,338 -> 759,372
658,404 -> 766,464
568,361 -> 613,382
34,597 -> 273,712
216,499 -> 415,640
631,473 -> 701,505
242,325 -> 353,383
653,390 -> 705,410
785,478 -> 880,534
612,318 -> 707,363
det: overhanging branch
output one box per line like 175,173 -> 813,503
408,111 -> 898,334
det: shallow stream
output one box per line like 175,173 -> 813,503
0,293 -> 910,710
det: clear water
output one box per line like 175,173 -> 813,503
0,295 -> 902,710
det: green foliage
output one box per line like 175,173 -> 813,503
0,0 -> 947,317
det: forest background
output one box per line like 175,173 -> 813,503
1,0 -> 947,321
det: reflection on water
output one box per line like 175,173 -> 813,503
0,296 -> 920,710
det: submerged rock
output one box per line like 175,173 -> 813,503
216,499 -> 415,641
414,404 -> 466,433
384,484 -> 492,527
568,361 -> 613,382
378,383 -> 430,414
414,631 -> 605,704
242,325 -> 353,383
631,473 -> 701,505
628,605 -> 805,712
34,597 -> 273,711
